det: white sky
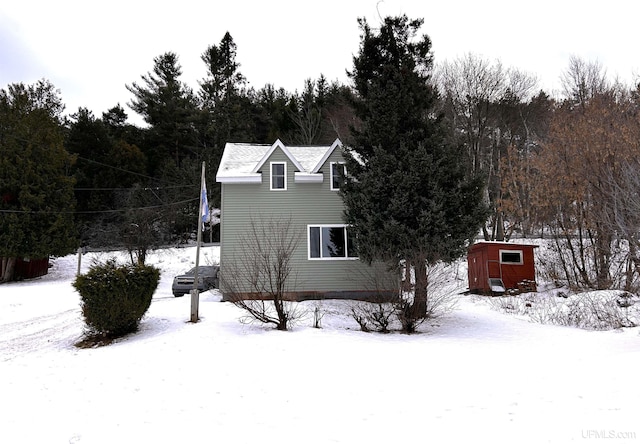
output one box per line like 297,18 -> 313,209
2,0 -> 639,126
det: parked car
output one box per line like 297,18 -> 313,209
172,265 -> 219,297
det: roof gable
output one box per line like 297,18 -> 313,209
253,139 -> 304,173
310,139 -> 342,173
216,139 -> 343,184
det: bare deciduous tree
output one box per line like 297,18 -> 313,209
532,81 -> 640,291
219,216 -> 302,331
601,157 -> 640,292
118,184 -> 170,266
561,56 -> 609,106
438,53 -> 508,176
290,79 -> 323,145
437,53 -> 541,240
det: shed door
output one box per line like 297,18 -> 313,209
469,252 -> 486,291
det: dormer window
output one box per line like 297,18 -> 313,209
330,162 -> 346,191
270,162 -> 286,190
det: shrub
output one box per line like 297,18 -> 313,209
552,291 -> 640,330
349,302 -> 395,333
488,290 -> 640,330
73,259 -> 160,338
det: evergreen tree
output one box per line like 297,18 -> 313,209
66,108 -> 148,246
102,104 -> 145,148
198,33 -> 256,209
253,84 -> 298,143
127,52 -> 199,174
66,108 -> 115,213
342,16 -> 488,325
289,75 -> 353,145
199,32 -> 246,107
0,80 -> 77,282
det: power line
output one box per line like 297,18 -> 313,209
3,130 -> 203,186
73,185 -> 196,191
0,197 -> 200,215
74,156 -> 172,184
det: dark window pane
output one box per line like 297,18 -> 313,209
272,163 -> 284,175
271,163 -> 285,189
273,176 -> 284,189
331,163 -> 343,190
323,227 -> 345,257
309,227 -> 320,258
501,251 -> 522,263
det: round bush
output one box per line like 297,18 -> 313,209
73,259 -> 160,337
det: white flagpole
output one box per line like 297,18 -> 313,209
191,161 -> 206,323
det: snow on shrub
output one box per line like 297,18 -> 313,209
556,291 -> 639,330
489,290 -> 640,330
73,259 -> 160,339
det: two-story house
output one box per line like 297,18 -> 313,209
215,139 -> 397,300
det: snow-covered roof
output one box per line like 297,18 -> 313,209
216,139 -> 342,184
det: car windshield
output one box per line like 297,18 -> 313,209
185,266 -> 216,276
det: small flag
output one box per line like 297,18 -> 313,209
201,182 -> 210,224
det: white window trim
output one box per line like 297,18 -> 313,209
270,162 -> 287,191
330,162 -> 346,191
307,224 -> 358,260
499,249 -> 523,265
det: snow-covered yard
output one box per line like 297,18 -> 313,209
1,246 -> 639,444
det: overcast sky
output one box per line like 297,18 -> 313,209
2,0 -> 638,126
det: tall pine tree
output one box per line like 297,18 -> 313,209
198,33 -> 256,208
342,16 -> 488,327
0,80 -> 77,282
127,52 -> 199,174
65,108 -> 148,246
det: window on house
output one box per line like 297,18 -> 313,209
330,162 -> 346,191
308,225 -> 358,259
270,162 -> 286,190
500,250 -> 523,264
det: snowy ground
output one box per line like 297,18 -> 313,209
1,245 -> 639,444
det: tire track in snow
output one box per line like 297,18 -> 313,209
0,309 -> 83,361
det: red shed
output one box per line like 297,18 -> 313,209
14,257 -> 50,280
467,242 -> 538,294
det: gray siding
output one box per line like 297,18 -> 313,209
219,148 -> 397,297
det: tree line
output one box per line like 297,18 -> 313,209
2,18 -> 640,293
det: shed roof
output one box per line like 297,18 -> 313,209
216,139 -> 342,183
468,241 -> 539,253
